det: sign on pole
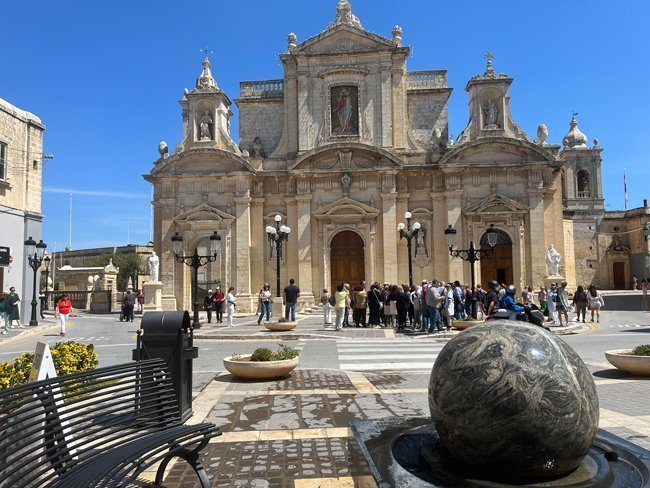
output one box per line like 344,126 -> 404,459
0,246 -> 9,266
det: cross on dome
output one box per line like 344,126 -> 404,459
195,47 -> 218,92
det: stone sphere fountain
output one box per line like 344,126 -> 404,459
429,321 -> 599,478
352,320 -> 650,487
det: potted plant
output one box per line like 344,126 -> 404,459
223,344 -> 300,380
264,316 -> 298,332
452,316 -> 484,330
605,344 -> 650,376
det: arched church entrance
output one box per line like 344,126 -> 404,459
479,229 -> 513,285
330,231 -> 365,291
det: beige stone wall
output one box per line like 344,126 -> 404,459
0,103 -> 44,214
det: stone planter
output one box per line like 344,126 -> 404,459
264,321 -> 298,332
452,320 -> 484,330
223,354 -> 299,380
605,349 -> 650,376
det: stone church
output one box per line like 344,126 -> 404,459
145,1 -> 648,312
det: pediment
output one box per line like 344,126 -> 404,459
174,204 -> 236,223
296,25 -> 393,55
441,139 -> 556,166
291,143 -> 402,172
464,194 -> 529,215
313,196 -> 380,221
151,148 -> 256,176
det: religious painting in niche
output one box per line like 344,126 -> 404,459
331,85 -> 359,136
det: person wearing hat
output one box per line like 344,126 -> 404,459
546,283 -> 558,324
204,289 -> 215,324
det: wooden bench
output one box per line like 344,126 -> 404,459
0,358 -> 220,487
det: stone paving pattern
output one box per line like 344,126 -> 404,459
162,351 -> 650,488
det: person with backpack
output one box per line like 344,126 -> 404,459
320,288 -> 333,326
204,289 -> 214,324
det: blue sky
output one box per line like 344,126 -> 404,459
2,0 -> 648,250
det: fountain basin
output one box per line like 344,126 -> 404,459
351,417 -> 650,487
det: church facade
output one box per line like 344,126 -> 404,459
145,1 -> 649,312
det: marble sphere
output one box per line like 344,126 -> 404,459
429,321 -> 598,478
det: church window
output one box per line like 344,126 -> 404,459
0,142 -> 6,180
577,170 -> 590,198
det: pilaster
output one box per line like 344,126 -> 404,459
286,197 -> 299,284
381,192 -> 398,283
445,190 -> 465,281
431,192 -> 448,280
250,198 -> 265,293
527,189 -> 546,288
396,193 -> 410,285
234,195 -> 254,310
295,195 -> 314,302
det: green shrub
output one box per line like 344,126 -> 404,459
632,345 -> 650,356
250,348 -> 274,362
273,345 -> 300,361
0,341 -> 98,390
229,353 -> 244,361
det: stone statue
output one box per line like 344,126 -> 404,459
158,141 -> 169,158
415,228 -> 427,257
199,111 -> 213,141
287,32 -> 297,49
484,99 -> 499,128
534,124 -> 548,145
546,244 -> 561,276
251,137 -> 265,158
148,251 -> 160,282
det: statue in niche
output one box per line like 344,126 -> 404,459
199,111 -> 213,141
483,99 -> 499,129
251,137 -> 265,158
148,251 -> 160,282
415,228 -> 427,257
546,244 -> 561,276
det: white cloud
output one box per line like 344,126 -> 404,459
44,187 -> 149,199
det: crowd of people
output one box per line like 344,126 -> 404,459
316,279 -> 607,332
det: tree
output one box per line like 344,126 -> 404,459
87,253 -> 144,291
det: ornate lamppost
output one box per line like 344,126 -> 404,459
43,253 -> 51,311
444,225 -> 498,318
266,215 -> 291,301
25,237 -> 47,326
171,231 -> 221,329
397,212 -> 421,287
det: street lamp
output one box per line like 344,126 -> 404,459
397,211 -> 421,287
171,230 -> 221,329
444,224 -> 498,318
266,214 -> 291,300
43,253 -> 51,311
25,237 -> 47,326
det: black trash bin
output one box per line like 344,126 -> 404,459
133,311 -> 198,422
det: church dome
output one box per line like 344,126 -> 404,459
563,113 -> 588,149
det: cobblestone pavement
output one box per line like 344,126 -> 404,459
157,357 -> 650,487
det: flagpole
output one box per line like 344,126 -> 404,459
623,168 -> 627,210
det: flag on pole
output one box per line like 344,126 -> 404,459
623,168 -> 627,210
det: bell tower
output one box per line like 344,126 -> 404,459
178,52 -> 240,154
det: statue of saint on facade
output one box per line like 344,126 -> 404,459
415,228 -> 427,257
546,244 -> 561,276
534,124 -> 548,145
199,111 -> 213,141
148,251 -> 160,282
484,99 -> 499,128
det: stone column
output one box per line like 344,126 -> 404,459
250,198 -> 265,293
297,70 -> 310,152
159,203 -> 179,311
445,190 -> 465,280
295,195 -> 314,305
396,194 -> 410,285
286,197 -> 299,285
286,72 -> 298,156
380,67 -> 392,148
431,192 -> 448,280
381,193 -> 398,283
234,195 -> 254,312
527,189 -> 546,286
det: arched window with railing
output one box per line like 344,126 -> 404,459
577,170 -> 591,198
